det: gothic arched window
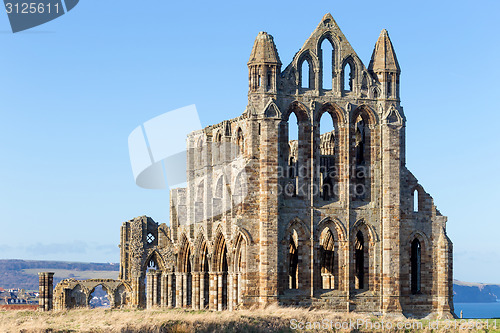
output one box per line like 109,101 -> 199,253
287,112 -> 299,197
300,59 -> 312,89
320,38 -> 334,90
320,229 -> 336,289
288,234 -> 299,289
319,111 -> 336,201
353,115 -> 369,201
236,127 -> 244,155
343,62 -> 353,92
413,189 -> 419,212
387,74 -> 393,98
411,239 -> 422,294
354,231 -> 365,289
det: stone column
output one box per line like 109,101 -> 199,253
182,273 -> 188,308
146,270 -> 154,309
340,241 -> 348,293
131,274 -> 142,308
200,273 -> 205,309
161,272 -> 168,307
193,273 -> 200,310
175,272 -> 182,308
209,272 -> 216,310
38,272 -> 54,311
217,273 -> 223,311
191,273 -> 196,310
380,112 -> 403,314
237,273 -> 241,305
167,273 -> 173,308
231,273 -> 238,310
228,272 -> 233,311
153,271 -> 160,307
258,119 -> 280,306
436,229 -> 454,318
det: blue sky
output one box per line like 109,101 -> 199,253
0,0 -> 498,283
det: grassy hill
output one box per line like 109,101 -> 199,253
0,259 -> 118,290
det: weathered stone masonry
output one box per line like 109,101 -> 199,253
54,13 -> 454,318
38,272 -> 54,311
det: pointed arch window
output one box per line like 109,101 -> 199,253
213,176 -> 224,217
300,58 -> 313,89
355,117 -> 365,165
354,231 -> 365,289
411,239 -> 422,294
233,234 -> 247,306
387,74 -> 392,97
413,189 -> 419,212
177,243 -> 193,307
186,253 -> 192,307
288,233 -> 299,289
221,245 -> 228,309
361,73 -> 368,92
195,181 -> 204,223
343,62 -> 354,92
319,110 -> 337,201
287,112 -> 299,196
171,272 -> 176,307
214,131 -> 222,163
214,234 -> 229,309
281,104 -> 309,200
320,229 -> 336,289
320,38 -> 334,90
236,127 -> 244,155
353,114 -> 370,201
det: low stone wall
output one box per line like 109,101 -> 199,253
0,305 -> 38,310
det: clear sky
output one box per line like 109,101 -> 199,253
0,0 -> 498,284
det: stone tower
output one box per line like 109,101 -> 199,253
111,13 -> 454,318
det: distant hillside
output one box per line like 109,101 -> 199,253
454,280 -> 500,303
0,259 -> 119,290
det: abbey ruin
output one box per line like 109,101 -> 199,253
51,13 -> 454,318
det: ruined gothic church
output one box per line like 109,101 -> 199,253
54,14 -> 454,318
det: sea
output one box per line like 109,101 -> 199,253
454,301 -> 500,319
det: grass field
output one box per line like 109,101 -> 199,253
0,306 -> 498,333
22,269 -> 119,280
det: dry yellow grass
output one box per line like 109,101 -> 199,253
0,305 -> 497,333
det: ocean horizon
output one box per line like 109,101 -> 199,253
454,301 -> 500,319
